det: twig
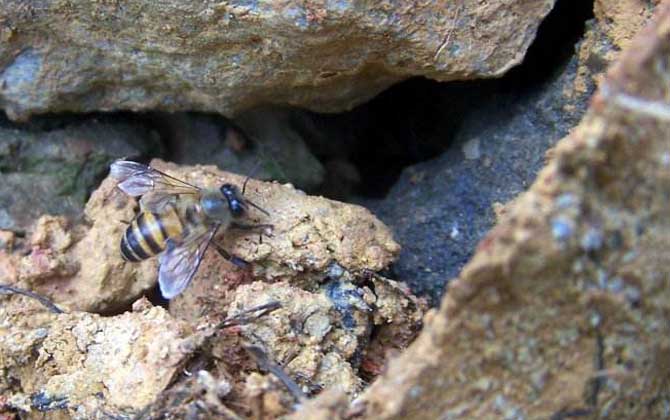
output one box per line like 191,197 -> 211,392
0,284 -> 64,314
134,301 -> 283,420
244,344 -> 307,404
216,301 -> 281,329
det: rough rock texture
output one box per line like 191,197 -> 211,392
367,1 -> 657,303
0,118 -> 158,232
13,178 -> 158,314
328,3 -> 670,418
594,0 -> 658,48
156,110 -> 326,191
231,281 -> 369,396
1,157 -> 398,313
0,301 -> 194,418
148,159 -> 399,284
0,193 -> 422,419
0,0 -> 554,120
572,0 -> 657,100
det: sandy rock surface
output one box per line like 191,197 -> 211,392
0,0 -> 554,120
2,158 -> 399,314
0,158 -> 422,418
148,159 -> 400,284
14,178 -> 158,314
0,302 -> 193,418
340,4 -> 670,418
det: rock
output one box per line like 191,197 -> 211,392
11,177 -> 158,314
234,107 -> 326,191
144,159 -> 399,286
0,1 -> 555,120
572,0 -> 656,102
365,2 -> 641,303
221,277 -> 425,398
3,155 -> 398,313
359,274 -> 427,379
0,304 -> 194,418
342,4 -> 670,418
594,0 -> 657,49
155,110 -> 325,191
0,118 -> 158,232
367,62 -> 585,302
229,281 -> 366,396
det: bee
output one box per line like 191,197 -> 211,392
110,160 -> 270,299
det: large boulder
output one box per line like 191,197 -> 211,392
0,1 -> 554,120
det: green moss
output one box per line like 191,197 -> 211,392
5,153 -> 114,205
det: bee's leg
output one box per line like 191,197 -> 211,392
230,222 -> 274,244
212,241 -> 249,268
230,222 -> 274,231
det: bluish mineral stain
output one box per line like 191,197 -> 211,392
554,193 -> 578,209
284,5 -> 309,30
324,0 -> 351,12
1,49 -> 42,94
324,280 -> 370,329
30,392 -> 68,412
580,227 -> 604,252
551,217 -> 574,243
229,0 -> 259,10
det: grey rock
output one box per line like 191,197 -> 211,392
368,43 -> 596,303
154,110 -> 325,190
0,0 -> 554,120
0,118 -> 158,231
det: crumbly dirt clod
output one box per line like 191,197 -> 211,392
0,303 -> 193,418
0,159 -> 421,419
147,159 -> 400,283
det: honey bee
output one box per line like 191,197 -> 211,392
110,160 -> 270,299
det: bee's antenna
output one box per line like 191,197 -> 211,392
245,199 -> 270,217
242,160 -> 263,195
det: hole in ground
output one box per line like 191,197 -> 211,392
298,0 -> 595,200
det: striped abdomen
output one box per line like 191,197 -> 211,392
121,209 -> 183,262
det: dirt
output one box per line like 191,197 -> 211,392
0,160 -> 423,418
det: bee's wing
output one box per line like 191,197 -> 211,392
139,193 -> 177,214
157,226 -> 220,299
110,160 -> 200,197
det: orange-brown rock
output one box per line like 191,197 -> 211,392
345,4 -> 670,418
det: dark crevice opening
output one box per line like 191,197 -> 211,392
300,0 -> 595,199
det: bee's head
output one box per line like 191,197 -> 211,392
220,184 -> 246,218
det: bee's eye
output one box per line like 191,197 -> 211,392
221,184 -> 245,217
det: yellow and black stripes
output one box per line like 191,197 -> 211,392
121,210 -> 183,262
